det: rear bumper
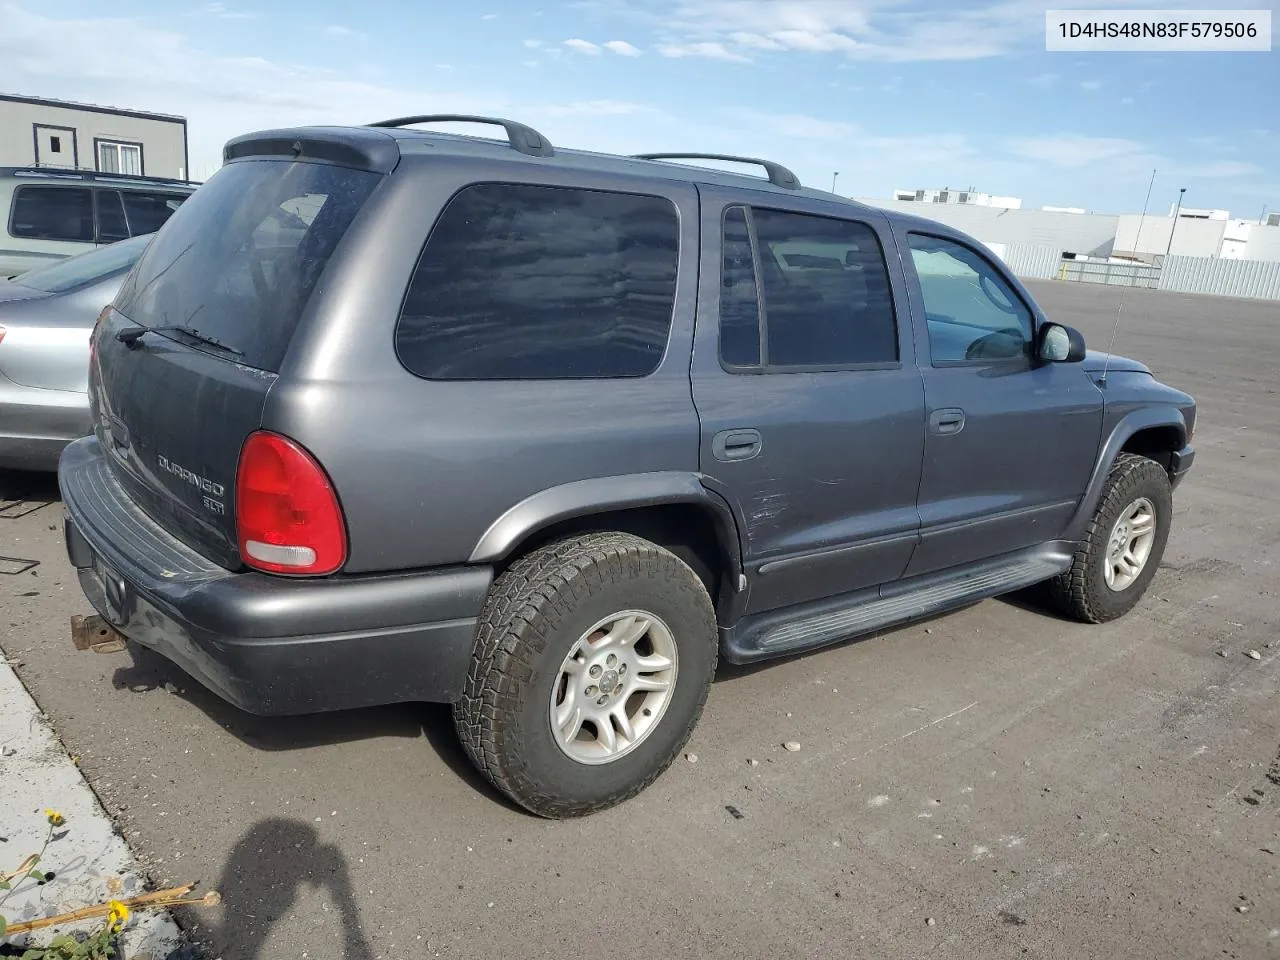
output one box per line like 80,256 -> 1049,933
1170,444 -> 1195,489
59,437 -> 491,715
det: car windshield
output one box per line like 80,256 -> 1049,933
15,234 -> 152,294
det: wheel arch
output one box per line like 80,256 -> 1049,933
1064,407 -> 1188,542
468,472 -> 746,619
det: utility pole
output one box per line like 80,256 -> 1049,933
831,171 -> 839,194
1164,187 -> 1186,259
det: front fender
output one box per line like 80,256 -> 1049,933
468,471 -> 745,578
1063,405 -> 1190,541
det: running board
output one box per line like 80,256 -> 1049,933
722,546 -> 1072,664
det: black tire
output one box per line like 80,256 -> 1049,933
454,532 -> 718,818
1049,453 -> 1173,623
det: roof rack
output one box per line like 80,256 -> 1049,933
631,153 -> 801,190
367,115 -> 555,158
0,166 -> 196,187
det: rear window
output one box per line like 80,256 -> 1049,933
396,183 -> 679,380
112,160 -> 379,372
15,233 -> 150,294
9,186 -> 94,242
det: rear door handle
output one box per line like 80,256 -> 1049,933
929,408 -> 966,436
712,429 -> 762,462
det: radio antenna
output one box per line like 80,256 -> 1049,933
1101,167 -> 1156,384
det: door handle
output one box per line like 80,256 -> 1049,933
929,408 -> 966,436
712,429 -> 762,462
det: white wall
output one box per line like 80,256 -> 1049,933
1115,214 -> 1226,259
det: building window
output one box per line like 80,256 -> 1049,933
50,136 -> 62,154
97,141 -> 142,176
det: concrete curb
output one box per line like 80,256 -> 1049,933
0,653 -> 185,958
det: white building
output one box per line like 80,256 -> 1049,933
892,188 -> 1023,210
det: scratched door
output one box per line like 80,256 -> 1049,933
690,187 -> 927,615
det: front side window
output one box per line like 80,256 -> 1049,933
98,141 -> 142,176
907,234 -> 1034,363
9,186 -> 94,242
397,183 -> 679,380
717,206 -> 898,370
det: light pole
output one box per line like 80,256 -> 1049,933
831,171 -> 839,194
1164,187 -> 1186,259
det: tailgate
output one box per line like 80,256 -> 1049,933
88,154 -> 383,568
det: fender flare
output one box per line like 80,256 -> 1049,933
467,471 -> 745,580
1064,406 -> 1189,541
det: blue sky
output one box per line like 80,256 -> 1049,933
1,0 -> 1276,215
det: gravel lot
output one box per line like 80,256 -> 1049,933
2,279 -> 1276,960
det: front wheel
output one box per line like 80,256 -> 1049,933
454,533 -> 718,818
1050,453 -> 1173,623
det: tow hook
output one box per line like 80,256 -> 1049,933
70,614 -> 127,654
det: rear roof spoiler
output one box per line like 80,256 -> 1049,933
222,127 -> 401,174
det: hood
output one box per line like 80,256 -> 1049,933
0,279 -> 50,305
1080,349 -> 1151,376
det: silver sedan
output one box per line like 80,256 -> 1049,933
0,234 -> 150,470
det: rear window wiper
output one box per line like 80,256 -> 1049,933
116,324 -> 244,357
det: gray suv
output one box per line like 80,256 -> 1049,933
59,115 -> 1196,817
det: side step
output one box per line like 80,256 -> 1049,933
723,546 -> 1072,664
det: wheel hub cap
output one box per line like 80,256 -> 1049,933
549,610 -> 679,765
1103,496 -> 1157,592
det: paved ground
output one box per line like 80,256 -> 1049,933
1,280 -> 1277,960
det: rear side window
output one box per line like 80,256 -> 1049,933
717,207 -> 897,370
396,183 -> 679,380
121,191 -> 187,235
113,160 -> 380,372
9,186 -> 94,242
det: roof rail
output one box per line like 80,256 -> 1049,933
0,166 -> 196,187
367,115 -> 555,158
631,153 -> 801,190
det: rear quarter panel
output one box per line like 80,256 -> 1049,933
266,155 -> 704,573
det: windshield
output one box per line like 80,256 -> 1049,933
112,160 -> 381,372
16,234 -> 152,294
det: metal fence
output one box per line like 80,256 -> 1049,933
992,242 -> 1280,302
1000,243 -> 1061,279
1058,258 -> 1161,288
1158,256 -> 1280,301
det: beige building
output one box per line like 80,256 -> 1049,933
0,94 -> 189,181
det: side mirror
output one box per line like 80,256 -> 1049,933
1037,322 -> 1087,363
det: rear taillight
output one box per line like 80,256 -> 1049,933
0,325 -> 6,346
235,431 -> 347,576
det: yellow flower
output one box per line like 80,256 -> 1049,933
108,900 -> 130,931
45,809 -> 66,827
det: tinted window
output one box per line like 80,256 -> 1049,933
113,160 -> 379,372
397,183 -> 679,380
907,234 -> 1033,362
9,186 -> 94,242
750,209 -> 897,367
15,233 -> 150,294
720,206 -> 761,367
96,190 -> 129,244
121,191 -> 187,235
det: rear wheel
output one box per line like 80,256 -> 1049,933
454,532 -> 718,818
1050,453 -> 1172,623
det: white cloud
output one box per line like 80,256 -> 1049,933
1121,96 -> 1135,105
657,41 -> 751,62
1027,72 -> 1059,87
564,37 -> 603,54
729,31 -> 783,50
1079,79 -> 1102,91
1007,135 -> 1149,169
481,12 -> 497,19
544,100 -> 658,117
603,39 -> 642,56
523,38 -> 543,48
320,24 -> 366,39
195,1 -> 254,19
